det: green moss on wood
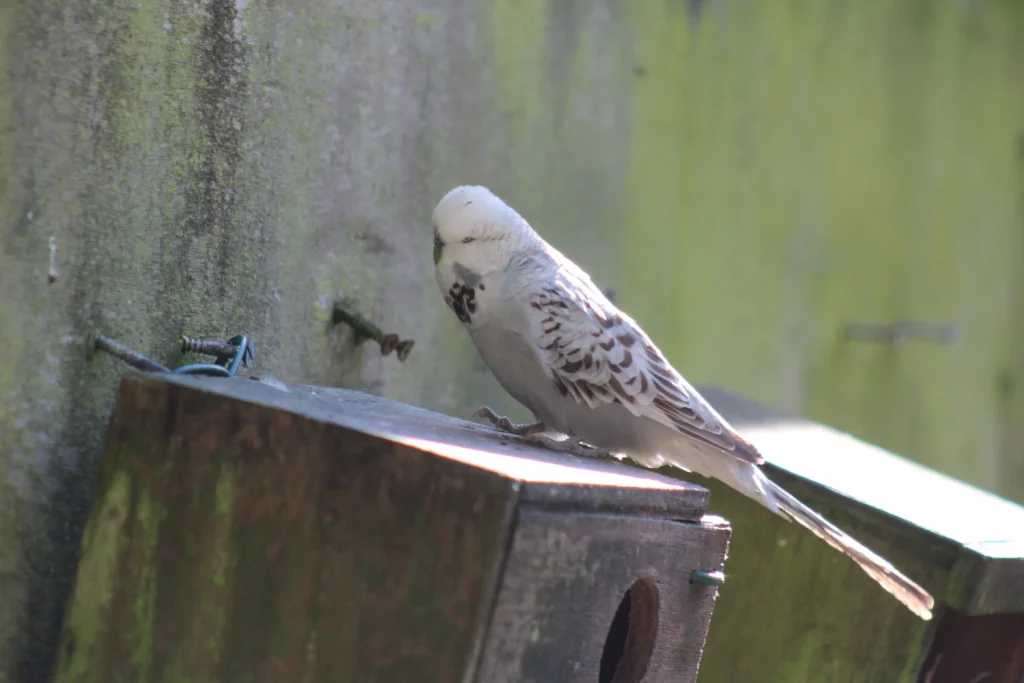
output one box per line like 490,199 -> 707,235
52,376 -> 521,682
4,0 -> 1024,680
129,486 -> 164,681
56,470 -> 131,683
692,473 -> 938,683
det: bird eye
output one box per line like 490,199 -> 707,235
462,237 -> 473,243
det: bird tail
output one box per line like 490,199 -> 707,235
761,473 -> 934,620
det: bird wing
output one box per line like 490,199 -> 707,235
526,268 -> 763,465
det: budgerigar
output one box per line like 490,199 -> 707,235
430,184 -> 934,620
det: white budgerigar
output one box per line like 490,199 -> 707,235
431,184 -> 934,620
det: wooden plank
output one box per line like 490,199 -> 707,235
475,508 -> 730,683
699,385 -> 1024,613
196,377 -> 710,521
695,472 -> 946,683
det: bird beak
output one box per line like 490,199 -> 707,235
433,235 -> 444,265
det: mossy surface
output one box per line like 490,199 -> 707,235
620,2 -> 1024,680
53,375 -> 517,683
3,0 -> 1024,680
623,0 -> 1024,502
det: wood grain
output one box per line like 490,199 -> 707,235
700,385 -> 1024,614
55,373 -> 518,683
209,378 -> 710,521
474,508 -> 730,683
54,373 -> 726,683
918,610 -> 1024,683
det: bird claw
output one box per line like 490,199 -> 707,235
472,406 -> 546,437
470,407 -> 615,459
524,434 -> 616,460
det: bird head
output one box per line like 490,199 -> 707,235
431,185 -> 535,275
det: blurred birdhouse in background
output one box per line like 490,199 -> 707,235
693,388 -> 1024,683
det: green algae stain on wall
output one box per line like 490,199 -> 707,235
4,0 -> 595,676
5,0 -> 1024,680
488,0 -> 632,283
0,3 -> 11,227
490,0 -> 548,196
623,1 -> 1024,681
0,7 -> 19,645
621,1 -> 694,349
623,0 -> 1024,498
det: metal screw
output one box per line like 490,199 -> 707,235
177,334 -> 253,376
95,333 -> 253,377
332,301 -> 415,362
93,334 -> 170,373
689,569 -> 725,587
181,335 -> 244,359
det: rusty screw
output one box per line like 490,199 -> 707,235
93,334 -> 170,373
332,301 -> 415,362
181,335 -> 244,358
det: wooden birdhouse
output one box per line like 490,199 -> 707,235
53,372 -> 730,683
692,387 -> 1024,683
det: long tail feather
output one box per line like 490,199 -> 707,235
763,474 -> 934,620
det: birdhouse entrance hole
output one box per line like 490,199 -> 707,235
599,577 -> 659,683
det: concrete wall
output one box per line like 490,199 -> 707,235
2,0 -> 1023,680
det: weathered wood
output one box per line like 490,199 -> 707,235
53,372 -> 728,683
476,509 -> 729,683
276,382 -> 710,520
919,610 -> 1024,683
6,3 -> 1024,679
687,386 -> 1024,683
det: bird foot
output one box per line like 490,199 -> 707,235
472,406 -> 546,437
524,434 -> 616,461
471,407 -> 617,460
